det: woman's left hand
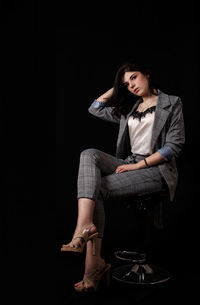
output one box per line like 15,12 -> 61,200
115,164 -> 138,173
115,152 -> 165,174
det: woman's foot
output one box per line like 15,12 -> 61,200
74,258 -> 111,292
60,224 -> 98,254
74,257 -> 105,287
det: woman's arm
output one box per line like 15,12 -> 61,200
96,88 -> 114,102
115,152 -> 165,173
88,87 -> 120,124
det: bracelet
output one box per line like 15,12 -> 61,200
144,158 -> 149,168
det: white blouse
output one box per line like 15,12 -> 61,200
128,107 -> 156,156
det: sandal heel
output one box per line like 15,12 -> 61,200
106,268 -> 111,287
92,235 -> 97,255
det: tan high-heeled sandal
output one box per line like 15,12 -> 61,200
74,263 -> 111,292
60,224 -> 98,255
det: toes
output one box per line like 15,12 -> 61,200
74,281 -> 83,287
62,242 -> 79,249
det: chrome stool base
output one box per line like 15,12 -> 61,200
112,263 -> 171,285
112,251 -> 171,285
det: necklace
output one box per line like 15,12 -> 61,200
138,97 -> 158,112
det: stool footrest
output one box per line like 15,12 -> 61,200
114,250 -> 146,263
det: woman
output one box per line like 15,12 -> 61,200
60,60 -> 185,292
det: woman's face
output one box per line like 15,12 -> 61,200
122,71 -> 150,97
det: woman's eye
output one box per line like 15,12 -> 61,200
131,75 -> 137,79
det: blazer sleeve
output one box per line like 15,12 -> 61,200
88,100 -> 120,124
164,97 -> 185,157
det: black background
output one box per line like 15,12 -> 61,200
3,1 -> 199,304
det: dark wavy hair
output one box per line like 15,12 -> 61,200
107,60 -> 159,118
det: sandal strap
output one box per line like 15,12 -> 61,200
72,234 -> 87,244
72,224 -> 95,243
84,264 -> 109,281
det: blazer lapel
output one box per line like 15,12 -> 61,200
151,91 -> 171,150
117,98 -> 141,148
121,99 -> 141,134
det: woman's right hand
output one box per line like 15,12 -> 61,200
96,88 -> 114,102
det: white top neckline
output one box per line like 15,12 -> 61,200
128,107 -> 156,155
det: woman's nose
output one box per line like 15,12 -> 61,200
129,81 -> 135,88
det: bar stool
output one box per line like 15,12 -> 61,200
112,190 -> 171,285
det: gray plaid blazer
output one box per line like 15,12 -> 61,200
88,90 -> 185,202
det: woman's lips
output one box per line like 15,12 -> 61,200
134,88 -> 140,94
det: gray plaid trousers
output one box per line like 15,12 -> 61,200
77,148 -> 163,238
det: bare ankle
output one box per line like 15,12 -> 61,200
85,257 -> 105,272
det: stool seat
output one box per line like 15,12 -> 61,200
112,190 -> 171,285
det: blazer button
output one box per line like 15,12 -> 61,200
169,168 -> 173,172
